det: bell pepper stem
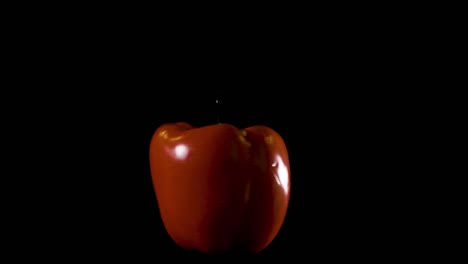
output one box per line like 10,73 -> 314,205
216,89 -> 222,124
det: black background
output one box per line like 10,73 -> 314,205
9,14 -> 437,260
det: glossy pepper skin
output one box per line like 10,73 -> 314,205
149,122 -> 290,254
